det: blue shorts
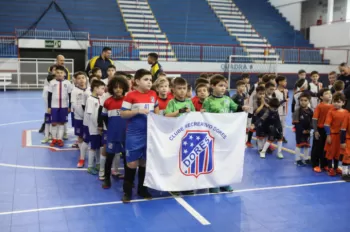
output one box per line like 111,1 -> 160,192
83,125 -> 90,143
74,119 -> 83,137
126,147 -> 146,163
44,113 -> 51,124
90,135 -> 102,150
51,108 -> 68,123
71,112 -> 75,127
106,141 -> 124,154
102,130 -> 107,145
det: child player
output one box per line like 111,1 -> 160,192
254,98 -> 284,159
203,74 -> 248,193
101,76 -> 129,188
121,69 -> 159,203
293,69 -> 307,92
71,72 -> 88,165
309,71 -> 322,110
241,73 -> 250,96
186,84 -> 193,99
47,66 -> 73,147
333,80 -> 345,94
311,88 -> 333,172
328,71 -> 337,90
232,80 -> 247,112
324,93 -> 348,176
193,83 -> 209,112
292,93 -> 313,166
340,110 -> 350,181
91,67 -> 102,80
156,78 -> 172,115
275,76 -> 288,143
103,65 -> 116,86
86,80 -> 106,175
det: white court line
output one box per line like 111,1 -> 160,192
0,180 -> 345,216
0,98 -> 41,100
0,163 -> 124,171
172,196 -> 211,225
0,119 -> 42,127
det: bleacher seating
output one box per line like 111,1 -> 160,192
0,0 -> 130,38
233,0 -> 313,48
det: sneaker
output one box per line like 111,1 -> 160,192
296,160 -> 304,166
41,137 -> 50,144
138,187 -> 152,200
260,152 -> 266,159
220,186 -> 233,192
342,175 -> 350,182
304,159 -> 311,165
49,139 -> 57,147
269,145 -> 276,151
99,172 -> 105,181
102,179 -> 111,189
282,137 -> 288,144
111,169 -> 118,176
335,168 -> 342,175
122,193 -> 132,203
71,144 -> 79,148
277,152 -> 284,159
63,133 -> 68,140
57,140 -> 64,147
76,159 -> 85,168
328,168 -> 336,176
95,164 -> 100,171
209,188 -> 220,193
313,166 -> 322,173
324,166 -> 329,172
87,167 -> 98,175
182,190 -> 195,195
170,191 -> 180,196
246,142 -> 254,148
112,173 -> 124,179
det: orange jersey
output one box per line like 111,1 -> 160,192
312,102 -> 333,128
324,108 -> 347,133
340,113 -> 350,163
341,113 -> 350,139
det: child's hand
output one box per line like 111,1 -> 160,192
242,105 -> 249,112
47,108 -> 51,114
68,108 -> 71,113
98,127 -> 103,135
327,135 -> 332,144
302,130 -> 309,134
185,108 -> 190,113
314,131 -> 320,140
250,124 -> 255,130
200,109 -> 205,112
341,143 -> 347,149
138,109 -> 149,115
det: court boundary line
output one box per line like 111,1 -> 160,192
0,180 -> 345,216
0,120 -> 42,127
0,163 -> 124,171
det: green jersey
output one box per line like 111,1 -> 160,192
203,95 -> 238,113
164,98 -> 195,116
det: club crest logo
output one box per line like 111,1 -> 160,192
150,96 -> 155,103
179,130 -> 214,178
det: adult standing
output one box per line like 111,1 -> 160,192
48,55 -> 70,80
148,52 -> 163,82
86,47 -> 114,79
338,63 -> 350,110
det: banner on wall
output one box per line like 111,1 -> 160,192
145,112 -> 246,191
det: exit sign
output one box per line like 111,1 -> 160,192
45,40 -> 61,48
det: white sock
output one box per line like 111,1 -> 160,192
342,166 -> 349,175
64,123 -> 67,134
44,123 -> 50,138
113,153 -> 121,173
304,147 -> 310,160
51,126 -> 58,139
57,125 -> 64,140
95,149 -> 100,165
295,147 -> 301,161
257,139 -> 264,150
99,155 -> 106,173
277,141 -> 283,153
261,141 -> 271,153
88,149 -> 95,168
80,142 -> 88,160
49,124 -> 52,138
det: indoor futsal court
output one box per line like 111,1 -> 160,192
1,90 -> 350,232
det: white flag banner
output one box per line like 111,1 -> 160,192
145,112 -> 247,191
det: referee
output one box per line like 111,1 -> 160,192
86,47 -> 114,79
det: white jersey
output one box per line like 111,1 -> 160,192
82,89 -> 92,126
309,82 -> 322,110
275,89 -> 288,116
100,92 -> 112,130
86,96 -> 101,135
48,79 -> 73,108
71,87 -> 89,120
102,78 -> 109,86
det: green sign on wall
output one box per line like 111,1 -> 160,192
45,40 -> 61,48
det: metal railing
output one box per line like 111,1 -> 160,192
15,29 -> 89,40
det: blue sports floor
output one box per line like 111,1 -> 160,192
0,91 -> 349,232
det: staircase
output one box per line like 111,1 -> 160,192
207,0 -> 278,62
117,0 -> 176,61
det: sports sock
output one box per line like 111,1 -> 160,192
304,147 -> 310,160
257,139 -> 264,150
261,141 -> 271,153
295,147 -> 301,161
44,123 -> 50,138
113,153 -> 121,173
123,167 -> 136,195
64,123 -> 67,134
138,166 -> 146,189
277,141 -> 282,153
51,126 -> 58,139
342,164 -> 348,176
99,155 -> 106,174
104,152 -> 115,179
57,125 -> 64,140
88,149 -> 95,168
247,131 -> 253,143
80,142 -> 88,160
95,149 -> 100,165
328,159 -> 333,169
334,159 -> 339,170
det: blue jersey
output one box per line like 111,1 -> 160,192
121,90 -> 158,150
102,96 -> 126,142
